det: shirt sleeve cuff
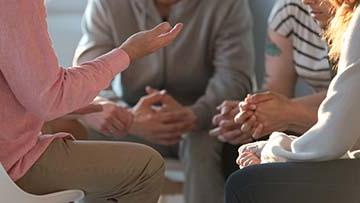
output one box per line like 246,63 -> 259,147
96,48 -> 130,75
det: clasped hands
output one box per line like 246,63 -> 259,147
210,91 -> 293,145
81,87 -> 197,145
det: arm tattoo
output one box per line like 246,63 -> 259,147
265,35 -> 282,57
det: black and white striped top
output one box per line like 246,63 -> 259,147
268,0 -> 332,92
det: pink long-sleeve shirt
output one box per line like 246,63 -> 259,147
0,0 -> 129,181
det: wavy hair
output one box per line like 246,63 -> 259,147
324,0 -> 359,64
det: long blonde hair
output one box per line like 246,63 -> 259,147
325,0 -> 359,64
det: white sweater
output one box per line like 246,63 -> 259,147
259,6 -> 360,162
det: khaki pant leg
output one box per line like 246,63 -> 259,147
16,139 -> 165,203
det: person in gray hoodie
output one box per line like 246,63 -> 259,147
74,0 -> 255,202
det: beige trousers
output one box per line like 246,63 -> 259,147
16,139 -> 165,203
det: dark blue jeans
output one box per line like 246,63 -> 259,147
225,159 -> 360,203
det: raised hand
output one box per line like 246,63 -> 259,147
120,22 -> 183,61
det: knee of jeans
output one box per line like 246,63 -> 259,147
226,166 -> 260,192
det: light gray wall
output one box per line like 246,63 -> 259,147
46,0 -> 87,67
249,0 -> 276,87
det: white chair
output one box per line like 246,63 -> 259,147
0,163 -> 84,203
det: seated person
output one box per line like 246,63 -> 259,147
226,1 -> 360,203
73,0 -> 256,202
0,1 -> 183,201
211,0 -> 332,146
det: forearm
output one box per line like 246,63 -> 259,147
286,102 -> 318,134
292,91 -> 327,108
284,91 -> 326,134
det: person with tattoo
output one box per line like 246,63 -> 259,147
211,0 -> 332,146
226,0 -> 360,202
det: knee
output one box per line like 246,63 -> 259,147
138,145 -> 165,178
225,170 -> 243,202
225,166 -> 263,203
182,133 -> 221,163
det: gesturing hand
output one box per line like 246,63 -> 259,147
120,22 -> 183,61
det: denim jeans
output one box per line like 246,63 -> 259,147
226,159 -> 360,203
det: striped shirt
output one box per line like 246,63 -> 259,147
268,0 -> 332,92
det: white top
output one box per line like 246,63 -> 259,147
262,6 -> 360,162
268,0 -> 332,92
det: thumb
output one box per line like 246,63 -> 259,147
138,91 -> 166,107
248,92 -> 274,104
145,86 -> 162,95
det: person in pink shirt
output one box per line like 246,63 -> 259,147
0,1 -> 182,202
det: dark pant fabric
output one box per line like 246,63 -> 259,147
222,143 -> 240,180
225,159 -> 360,203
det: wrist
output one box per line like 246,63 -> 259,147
286,100 -> 317,133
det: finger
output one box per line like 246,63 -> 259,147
241,115 -> 256,133
106,116 -> 128,135
240,153 -> 259,167
157,23 -> 184,43
236,151 -> 252,165
209,127 -> 223,137
230,107 -> 240,117
110,116 -> 126,131
247,91 -> 274,104
137,91 -> 166,107
158,110 -> 189,123
239,101 -> 256,111
145,86 -> 162,95
102,122 -> 125,136
218,135 -> 227,143
221,129 -> 242,142
234,111 -> 253,125
114,108 -> 134,130
212,114 -> 224,126
220,101 -> 239,114
232,129 -> 255,145
252,123 -> 264,140
239,152 -> 255,166
243,157 -> 260,168
155,121 -> 190,134
229,137 -> 254,145
217,100 -> 239,110
150,22 -> 172,36
219,120 -> 238,129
